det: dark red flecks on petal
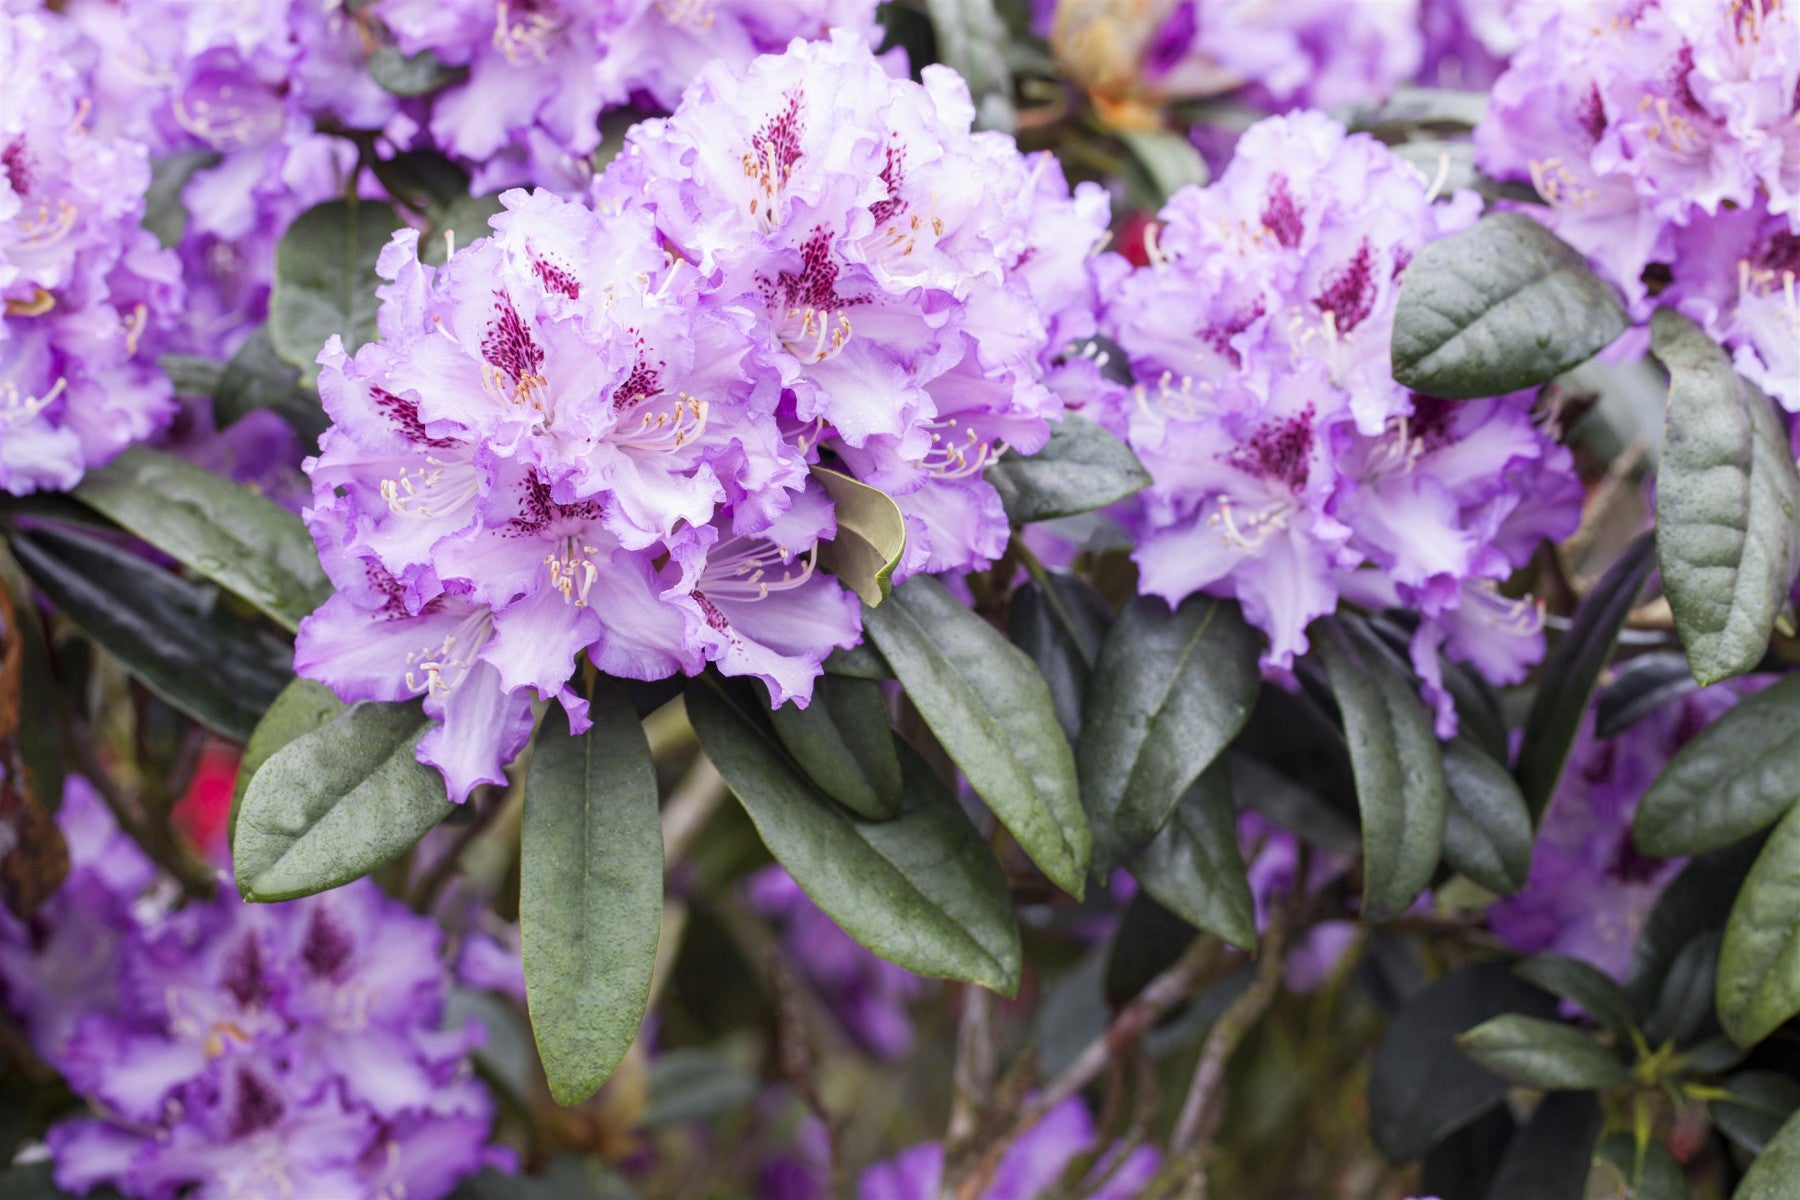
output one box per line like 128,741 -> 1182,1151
481,291 -> 545,387
1261,175 -> 1304,249
1314,240 -> 1377,334
1226,405 -> 1315,492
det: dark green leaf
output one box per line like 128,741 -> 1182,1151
643,1048 -> 759,1128
863,575 -> 1088,896
923,0 -> 1015,131
1457,1014 -> 1630,1090
232,700 -> 454,901
1513,956 -> 1636,1041
1320,619 -> 1449,921
73,447 -> 329,632
1104,891 -> 1197,1006
158,353 -> 225,398
1678,1035 -> 1747,1075
1712,1071 -> 1800,1157
1597,653 -> 1702,739
10,525 -> 290,742
687,678 -> 1021,992
1628,837 -> 1764,1019
1077,596 -> 1260,870
1653,309 -> 1800,686
421,193 -> 505,267
1128,763 -> 1255,948
822,642 -> 891,680
370,151 -> 471,215
368,45 -> 466,97
1485,1091 -> 1602,1200
1595,1132 -> 1688,1200
1732,1104 -> 1800,1199
1718,801 -> 1800,1045
811,467 -> 906,607
985,415 -> 1153,525
1634,667 -> 1800,857
523,684 -> 662,1105
230,678 -> 346,845
768,674 -> 903,821
269,200 -> 405,380
1368,961 -> 1557,1163
1391,212 -> 1627,399
1644,927 -> 1720,1047
1116,127 -> 1208,205
1,557 -> 65,811
1442,734 -> 1534,895
143,150 -> 217,249
214,326 -> 326,445
1008,570 -> 1111,742
1517,533 -> 1656,820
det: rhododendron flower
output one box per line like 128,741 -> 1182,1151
1489,684 -> 1759,979
369,0 -> 884,191
0,781 -> 507,1200
53,0 -> 390,358
0,10 -> 180,494
300,35 -> 1107,799
1089,112 -> 1579,702
1477,0 -> 1800,410
607,30 -> 1111,577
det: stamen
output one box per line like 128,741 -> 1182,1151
920,417 -> 998,479
545,537 -> 601,606
1204,495 -> 1291,551
0,376 -> 67,429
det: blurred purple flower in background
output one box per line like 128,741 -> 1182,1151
860,1094 -> 1160,1200
1477,0 -> 1800,410
1489,685 -> 1756,979
0,780 -> 508,1200
0,10 -> 181,495
747,865 -> 925,1058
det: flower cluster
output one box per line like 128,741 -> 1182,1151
0,780 -> 505,1200
1476,0 -> 1800,410
297,32 -> 1111,801
368,0 -> 885,193
1087,112 -> 1582,725
48,0 -> 393,359
1489,682 -> 1755,980
0,10 -> 180,495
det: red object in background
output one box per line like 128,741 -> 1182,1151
1117,211 -> 1158,268
172,742 -> 239,864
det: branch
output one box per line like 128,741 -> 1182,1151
949,934 -> 1227,1200
1156,907 -> 1291,1200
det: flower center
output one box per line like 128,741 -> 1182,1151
0,376 -> 66,430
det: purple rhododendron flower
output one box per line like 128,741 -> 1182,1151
1477,0 -> 1800,410
52,0 -> 393,359
0,778 -> 507,1200
859,1095 -> 1160,1200
605,29 -> 1112,578
0,10 -> 181,495
300,34 -> 1108,799
1489,683 -> 1756,980
1088,112 -> 1580,715
1142,0 -> 1425,109
368,0 -> 883,194
747,865 -> 925,1058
